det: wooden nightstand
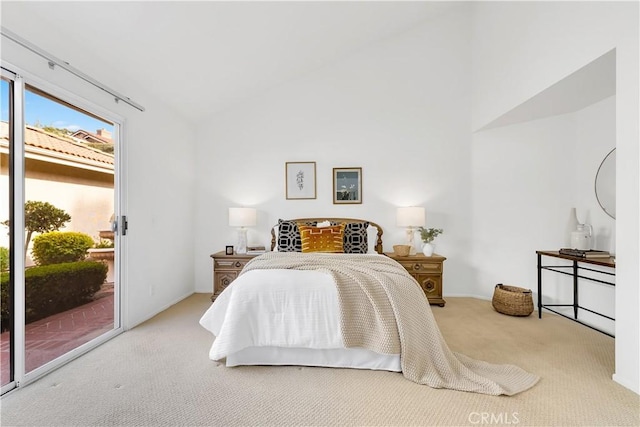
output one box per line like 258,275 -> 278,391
386,252 -> 446,306
210,251 -> 259,301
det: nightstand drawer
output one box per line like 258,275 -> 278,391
213,271 -> 239,297
399,262 -> 442,273
214,258 -> 251,270
414,274 -> 442,297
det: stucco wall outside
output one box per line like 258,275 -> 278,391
0,155 -> 114,265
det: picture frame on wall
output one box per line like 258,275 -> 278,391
285,162 -> 316,200
333,167 -> 362,204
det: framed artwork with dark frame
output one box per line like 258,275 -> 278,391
285,162 -> 316,200
333,167 -> 362,204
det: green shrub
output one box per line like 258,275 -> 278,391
0,247 -> 8,271
31,231 -> 94,265
1,261 -> 107,330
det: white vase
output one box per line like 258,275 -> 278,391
422,242 -> 434,257
566,207 -> 579,247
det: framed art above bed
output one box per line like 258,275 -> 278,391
285,162 -> 316,200
333,167 -> 362,204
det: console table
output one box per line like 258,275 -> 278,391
536,250 -> 615,337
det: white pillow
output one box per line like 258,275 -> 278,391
368,225 -> 379,253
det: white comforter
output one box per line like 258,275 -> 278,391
200,269 -> 343,359
199,266 -> 401,370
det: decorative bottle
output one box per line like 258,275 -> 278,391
566,207 -> 579,247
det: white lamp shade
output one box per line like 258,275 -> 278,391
396,207 -> 425,227
229,207 -> 257,227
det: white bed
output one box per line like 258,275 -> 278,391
200,218 -> 400,371
199,218 -> 540,395
199,266 -> 401,371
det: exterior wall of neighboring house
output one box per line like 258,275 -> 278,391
71,128 -> 113,145
0,124 -> 114,266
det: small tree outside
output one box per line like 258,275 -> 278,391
2,200 -> 71,261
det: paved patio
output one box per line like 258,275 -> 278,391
1,288 -> 114,386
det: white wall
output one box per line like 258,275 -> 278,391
1,13 -> 198,328
471,96 -> 616,334
471,1 -> 639,393
193,8 -> 474,296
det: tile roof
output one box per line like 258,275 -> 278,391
0,121 -> 114,166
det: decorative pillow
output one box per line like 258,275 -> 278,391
343,222 -> 369,254
277,219 -> 317,252
299,224 -> 345,253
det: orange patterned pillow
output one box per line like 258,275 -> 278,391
298,224 -> 345,253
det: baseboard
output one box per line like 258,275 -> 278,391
443,293 -> 492,301
612,373 -> 640,395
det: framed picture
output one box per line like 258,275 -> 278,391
333,167 -> 362,204
285,162 -> 316,200
225,245 -> 234,255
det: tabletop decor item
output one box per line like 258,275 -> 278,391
392,244 -> 411,257
418,227 -> 443,256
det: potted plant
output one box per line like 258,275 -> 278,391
418,227 -> 443,256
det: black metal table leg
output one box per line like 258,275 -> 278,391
537,253 -> 542,319
573,260 -> 579,319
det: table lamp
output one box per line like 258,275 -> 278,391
396,207 -> 425,255
228,207 -> 257,254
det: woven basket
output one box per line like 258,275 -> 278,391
393,245 -> 411,256
492,284 -> 534,317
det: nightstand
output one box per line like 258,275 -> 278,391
385,252 -> 446,306
210,251 -> 259,301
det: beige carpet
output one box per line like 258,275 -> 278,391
1,294 -> 638,426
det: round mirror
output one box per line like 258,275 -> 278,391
595,148 -> 616,219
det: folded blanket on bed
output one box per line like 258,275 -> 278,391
242,252 -> 539,396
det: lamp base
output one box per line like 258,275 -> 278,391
405,227 -> 417,255
236,228 -> 248,254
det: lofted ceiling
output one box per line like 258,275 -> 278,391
1,1 -> 462,124
480,49 -> 616,131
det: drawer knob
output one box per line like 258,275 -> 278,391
423,279 -> 435,292
235,261 -> 242,268
412,264 -> 421,270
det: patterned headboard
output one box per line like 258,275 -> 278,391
270,218 -> 384,254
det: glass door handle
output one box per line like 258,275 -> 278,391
111,216 -> 128,236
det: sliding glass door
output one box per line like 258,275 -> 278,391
1,68 -> 123,393
1,73 -> 16,390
